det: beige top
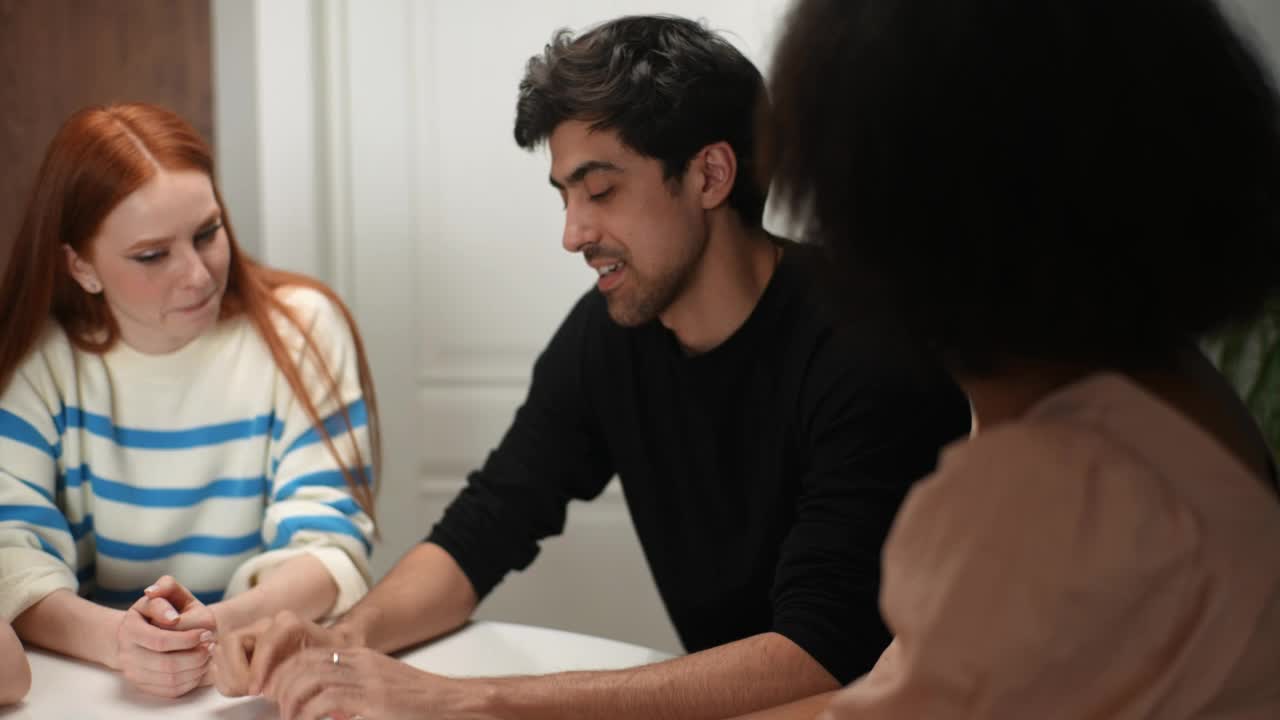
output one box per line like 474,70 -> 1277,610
822,373 -> 1280,719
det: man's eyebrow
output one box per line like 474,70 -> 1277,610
549,160 -> 623,190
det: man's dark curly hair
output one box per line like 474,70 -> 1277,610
514,15 -> 769,229
770,0 -> 1280,374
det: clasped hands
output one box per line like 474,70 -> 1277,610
117,581 -> 491,718
209,612 -> 495,720
112,574 -> 216,697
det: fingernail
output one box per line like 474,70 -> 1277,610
144,585 -> 158,594
200,631 -> 214,643
165,609 -> 179,621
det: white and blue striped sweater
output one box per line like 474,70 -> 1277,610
0,286 -> 374,621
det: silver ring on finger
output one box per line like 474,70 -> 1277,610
332,651 -> 340,667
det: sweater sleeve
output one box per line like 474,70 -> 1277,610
769,338 -> 971,684
426,291 -> 615,600
224,288 -> 375,617
0,334 -> 79,622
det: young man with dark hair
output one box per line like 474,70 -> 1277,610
210,15 -> 970,719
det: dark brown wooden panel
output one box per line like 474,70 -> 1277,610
0,0 -> 212,271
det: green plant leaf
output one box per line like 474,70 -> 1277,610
1207,299 -> 1280,464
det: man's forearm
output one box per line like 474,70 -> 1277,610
727,691 -> 839,720
335,542 -> 478,653
469,631 -> 839,720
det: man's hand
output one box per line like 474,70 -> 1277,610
265,646 -> 497,720
210,610 -> 349,697
114,575 -> 216,697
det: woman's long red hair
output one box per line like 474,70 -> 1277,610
0,103 -> 380,525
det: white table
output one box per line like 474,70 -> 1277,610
2,621 -> 673,719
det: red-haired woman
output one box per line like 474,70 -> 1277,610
0,103 -> 381,698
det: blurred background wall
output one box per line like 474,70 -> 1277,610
0,0 -> 212,273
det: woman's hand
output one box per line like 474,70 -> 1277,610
0,621 -> 31,705
141,575 -> 219,634
112,575 -> 216,697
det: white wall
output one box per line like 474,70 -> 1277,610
1224,0 -> 1280,81
211,0 -> 261,258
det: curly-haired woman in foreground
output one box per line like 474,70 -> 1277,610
737,0 -> 1280,717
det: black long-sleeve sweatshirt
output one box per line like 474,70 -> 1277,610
427,243 -> 970,683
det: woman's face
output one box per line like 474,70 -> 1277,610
65,168 -> 231,354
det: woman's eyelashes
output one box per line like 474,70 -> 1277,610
131,222 -> 222,264
132,249 -> 167,264
194,221 -> 223,243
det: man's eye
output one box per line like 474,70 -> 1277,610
588,188 -> 614,202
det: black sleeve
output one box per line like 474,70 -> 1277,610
425,292 -> 615,600
770,335 -> 971,684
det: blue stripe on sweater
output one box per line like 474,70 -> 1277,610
36,535 -> 65,562
15,477 -> 56,505
63,465 -> 268,507
95,531 -> 262,561
0,410 -> 58,458
62,465 -> 87,489
0,504 -> 72,533
58,405 -> 278,450
277,400 -> 368,464
270,413 -> 287,441
268,515 -> 371,554
0,505 -> 74,561
68,514 -> 93,540
324,497 -> 363,517
272,467 -> 372,502
91,586 -> 225,605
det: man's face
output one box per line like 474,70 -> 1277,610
548,120 -> 708,327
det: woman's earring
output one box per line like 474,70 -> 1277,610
86,281 -> 100,293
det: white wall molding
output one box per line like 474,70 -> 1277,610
212,0 -> 326,279
335,0 -> 426,579
211,0 -> 263,258
315,0 -> 355,298
420,345 -> 537,387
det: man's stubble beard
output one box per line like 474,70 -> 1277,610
604,236 -> 708,327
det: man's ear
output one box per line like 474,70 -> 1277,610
693,141 -> 738,211
63,244 -> 102,294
